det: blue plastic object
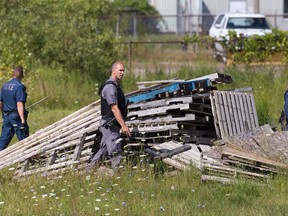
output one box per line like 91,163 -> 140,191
127,79 -> 210,104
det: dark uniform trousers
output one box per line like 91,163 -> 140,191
88,119 -> 122,168
0,111 -> 29,150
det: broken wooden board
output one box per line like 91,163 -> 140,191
150,140 -> 221,170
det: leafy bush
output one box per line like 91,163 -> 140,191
0,0 -> 117,82
223,29 -> 288,65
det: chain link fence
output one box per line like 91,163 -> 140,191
111,13 -> 283,37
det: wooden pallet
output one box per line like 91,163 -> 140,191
136,73 -> 233,90
210,90 -> 259,138
127,79 -> 211,103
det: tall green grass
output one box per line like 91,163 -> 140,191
0,163 -> 287,215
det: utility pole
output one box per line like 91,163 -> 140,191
254,0 -> 259,13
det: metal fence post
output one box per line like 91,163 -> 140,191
128,41 -> 132,72
116,13 -> 120,38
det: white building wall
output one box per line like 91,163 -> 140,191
149,0 -> 179,33
258,0 -> 288,30
149,0 -> 197,34
150,0 -> 288,34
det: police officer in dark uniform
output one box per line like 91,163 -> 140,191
88,61 -> 131,169
282,89 -> 288,131
0,66 -> 29,150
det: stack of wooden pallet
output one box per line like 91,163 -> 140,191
126,92 -> 217,145
0,101 -> 101,177
1,72 -> 284,182
8,73 -> 231,178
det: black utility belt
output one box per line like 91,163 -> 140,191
3,110 -> 17,115
102,117 -> 120,128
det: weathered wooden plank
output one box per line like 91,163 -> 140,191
230,92 -> 241,134
198,145 -> 211,152
210,93 -> 221,138
201,175 -> 236,184
126,114 -> 196,125
223,158 -> 277,173
173,152 -> 202,168
213,91 -> 225,138
136,79 -> 186,87
14,160 -> 30,177
128,96 -> 193,111
243,93 -> 253,129
172,155 -> 202,169
46,150 -> 57,166
72,133 -> 87,166
245,94 -> 255,128
215,91 -> 229,137
222,91 -> 233,136
226,92 -> 237,135
188,73 -> 233,84
162,158 -> 189,170
250,94 -> 259,127
239,93 -> 250,131
130,122 -> 179,132
151,142 -> 203,169
204,163 -> 270,178
234,92 -> 244,132
127,103 -> 191,118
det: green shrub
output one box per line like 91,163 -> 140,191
224,29 -> 288,65
0,0 -> 117,82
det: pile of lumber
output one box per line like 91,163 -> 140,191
0,102 -> 101,177
147,125 -> 288,183
0,72 -> 286,182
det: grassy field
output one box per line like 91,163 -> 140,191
0,163 -> 287,215
0,40 -> 288,215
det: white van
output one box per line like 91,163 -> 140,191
209,13 -> 272,62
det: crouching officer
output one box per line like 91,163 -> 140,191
88,61 -> 130,169
0,66 -> 29,151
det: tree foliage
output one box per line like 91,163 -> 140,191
111,0 -> 161,36
0,0 -> 117,82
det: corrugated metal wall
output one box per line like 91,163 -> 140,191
149,0 -> 202,34
149,0 -> 179,33
149,0 -> 287,34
